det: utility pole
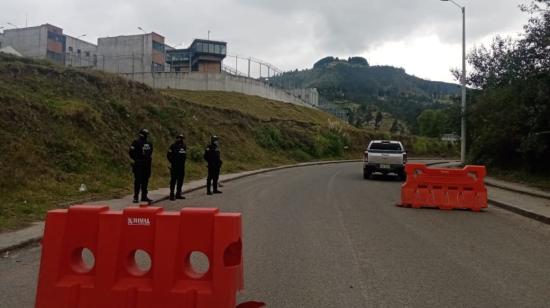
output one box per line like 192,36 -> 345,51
441,0 -> 467,164
248,58 -> 251,78
461,6 -> 467,165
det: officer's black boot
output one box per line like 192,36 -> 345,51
169,177 -> 176,201
141,178 -> 153,203
213,174 -> 222,194
133,180 -> 140,203
141,191 -> 153,203
176,180 -> 185,199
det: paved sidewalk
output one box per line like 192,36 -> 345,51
485,177 -> 550,199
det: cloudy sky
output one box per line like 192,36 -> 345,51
2,0 -> 531,82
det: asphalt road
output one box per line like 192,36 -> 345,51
2,162 -> 550,307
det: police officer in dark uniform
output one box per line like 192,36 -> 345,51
129,129 -> 154,203
167,134 -> 187,201
204,135 -> 223,195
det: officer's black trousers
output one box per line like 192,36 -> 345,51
170,167 -> 185,196
206,166 -> 221,193
133,167 -> 151,200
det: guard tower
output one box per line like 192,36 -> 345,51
166,39 -> 226,73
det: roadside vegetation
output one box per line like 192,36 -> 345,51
465,0 -> 550,188
0,54 -> 456,231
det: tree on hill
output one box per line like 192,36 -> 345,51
348,57 -> 369,66
313,57 -> 337,69
417,109 -> 448,138
390,119 -> 399,134
360,104 -> 375,127
464,0 -> 550,171
375,111 -> 383,130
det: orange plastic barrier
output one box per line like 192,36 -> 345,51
398,163 -> 487,212
35,205 -> 262,308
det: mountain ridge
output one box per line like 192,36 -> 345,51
272,56 -> 461,129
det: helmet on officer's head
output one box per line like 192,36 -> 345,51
210,135 -> 219,143
138,128 -> 149,138
176,134 -> 185,141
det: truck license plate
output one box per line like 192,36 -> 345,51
380,164 -> 390,169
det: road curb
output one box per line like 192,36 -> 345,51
0,237 -> 42,254
0,159 -> 366,253
485,181 -> 550,200
488,199 -> 550,225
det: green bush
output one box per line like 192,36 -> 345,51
188,145 -> 204,162
255,126 -> 284,150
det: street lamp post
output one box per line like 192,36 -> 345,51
441,0 -> 467,164
137,27 -> 147,73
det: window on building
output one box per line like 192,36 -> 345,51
196,42 -> 203,52
221,45 -> 226,55
214,44 -> 221,54
47,31 -> 64,42
68,46 -> 73,52
85,51 -> 90,57
153,41 -> 165,53
152,62 -> 164,72
77,49 -> 81,54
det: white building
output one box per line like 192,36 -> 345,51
97,33 -> 165,73
0,24 -> 98,68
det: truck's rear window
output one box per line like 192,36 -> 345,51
369,143 -> 403,152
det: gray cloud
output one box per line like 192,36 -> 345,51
237,0 -> 529,53
1,0 -> 531,79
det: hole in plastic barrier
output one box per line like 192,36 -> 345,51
185,251 -> 210,278
71,247 -> 95,273
127,249 -> 152,276
224,239 -> 242,267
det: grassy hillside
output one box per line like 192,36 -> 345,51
0,54 -> 456,231
0,54 -> 353,231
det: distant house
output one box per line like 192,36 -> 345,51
441,134 -> 460,143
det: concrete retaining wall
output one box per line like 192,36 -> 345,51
121,72 -> 317,107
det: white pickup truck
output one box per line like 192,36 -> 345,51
363,140 -> 407,180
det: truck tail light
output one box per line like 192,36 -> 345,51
364,151 -> 369,162
403,152 -> 408,164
